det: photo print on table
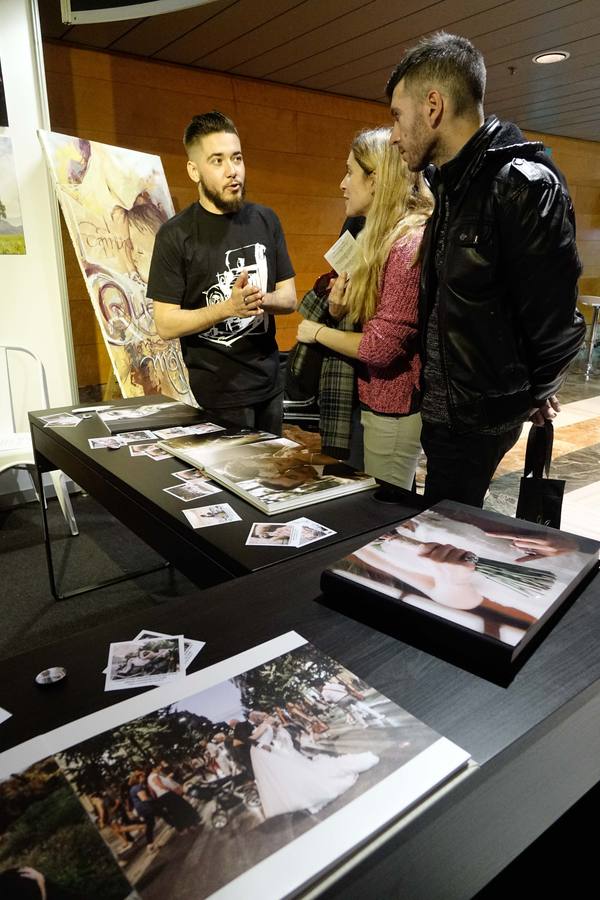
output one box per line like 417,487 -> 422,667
89,436 -> 123,450
133,629 -> 205,671
163,480 -> 222,502
246,522 -> 301,547
182,503 -> 241,529
105,636 -> 185,692
115,430 -> 157,444
292,517 -> 337,547
40,413 -> 82,427
172,467 -> 206,482
0,633 -> 469,900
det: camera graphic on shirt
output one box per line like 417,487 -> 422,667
201,243 -> 269,344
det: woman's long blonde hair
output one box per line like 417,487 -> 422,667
345,126 -> 433,324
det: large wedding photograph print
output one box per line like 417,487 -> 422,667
49,639 -> 466,899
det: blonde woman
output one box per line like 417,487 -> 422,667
297,127 -> 433,489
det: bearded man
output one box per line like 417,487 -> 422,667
148,111 -> 296,433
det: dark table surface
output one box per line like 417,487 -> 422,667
29,397 -> 422,585
2,523 -> 599,767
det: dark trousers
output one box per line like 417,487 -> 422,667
421,421 -> 523,509
202,391 -> 283,437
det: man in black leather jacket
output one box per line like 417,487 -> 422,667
386,32 -> 585,507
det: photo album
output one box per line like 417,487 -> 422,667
158,430 -> 376,515
321,500 -> 600,664
0,633 -> 471,900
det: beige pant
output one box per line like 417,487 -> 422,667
361,409 -> 422,490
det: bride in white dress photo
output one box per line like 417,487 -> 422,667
248,711 -> 379,818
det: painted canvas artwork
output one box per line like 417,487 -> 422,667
0,128 -> 26,255
39,130 -> 194,402
0,55 -> 26,255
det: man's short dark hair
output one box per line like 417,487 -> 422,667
183,110 -> 238,152
386,32 -> 486,117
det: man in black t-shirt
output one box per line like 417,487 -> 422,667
147,111 -> 296,433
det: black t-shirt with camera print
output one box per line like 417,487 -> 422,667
147,201 -> 294,409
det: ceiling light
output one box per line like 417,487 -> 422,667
532,51 -> 570,64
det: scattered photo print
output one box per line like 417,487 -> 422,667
172,467 -> 205,482
184,423 -> 225,436
89,436 -> 123,450
143,444 -> 172,461
163,480 -> 222,502
153,426 -> 192,439
97,408 -> 136,422
292,517 -> 336,547
129,443 -> 152,457
116,430 -> 157,444
105,637 -> 185,692
134,629 -> 205,670
40,413 -> 81,427
246,522 -> 301,547
182,503 -> 241,529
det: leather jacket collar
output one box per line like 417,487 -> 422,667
431,116 -> 545,197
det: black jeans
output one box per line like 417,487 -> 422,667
421,421 -> 523,508
202,391 -> 283,437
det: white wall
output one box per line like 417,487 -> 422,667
1,0 -> 78,501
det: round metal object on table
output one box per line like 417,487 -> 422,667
35,666 -> 67,687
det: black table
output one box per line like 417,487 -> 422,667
1,529 -> 599,898
30,398 -> 422,598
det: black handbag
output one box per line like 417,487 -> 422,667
515,421 -> 565,529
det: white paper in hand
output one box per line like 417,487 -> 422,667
324,231 -> 362,276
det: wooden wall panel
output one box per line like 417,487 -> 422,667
43,42 -> 600,391
525,129 -> 600,313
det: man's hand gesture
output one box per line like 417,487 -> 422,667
226,269 -> 264,318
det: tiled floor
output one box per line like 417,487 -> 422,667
485,350 -> 600,541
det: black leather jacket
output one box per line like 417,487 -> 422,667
420,116 -> 585,430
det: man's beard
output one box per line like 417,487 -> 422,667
200,176 -> 246,213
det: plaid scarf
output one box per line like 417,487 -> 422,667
294,276 -> 357,459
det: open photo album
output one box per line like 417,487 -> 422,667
158,430 -> 376,515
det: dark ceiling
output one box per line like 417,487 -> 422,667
40,0 -> 600,142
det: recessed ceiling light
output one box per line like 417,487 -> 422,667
532,51 -> 570,64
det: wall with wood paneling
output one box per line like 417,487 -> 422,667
42,43 -> 600,390
42,42 -> 385,390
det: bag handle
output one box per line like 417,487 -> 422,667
523,420 -> 554,480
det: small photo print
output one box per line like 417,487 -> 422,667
292,517 -> 337,547
172,467 -> 205,482
133,629 -> 205,670
0,706 -> 11,724
105,636 -> 185,692
41,413 -> 81,427
163,480 -> 222,502
183,503 -> 241,529
116,429 -> 157,444
246,522 -> 301,547
185,422 -> 226,435
153,426 -> 192,439
98,407 -> 140,421
88,436 -> 123,449
129,442 -> 152,456
143,443 -> 172,461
